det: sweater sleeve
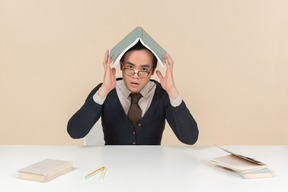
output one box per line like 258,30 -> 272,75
165,96 -> 199,145
67,84 -> 103,139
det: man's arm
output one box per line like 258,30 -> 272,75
165,98 -> 199,145
67,50 -> 117,139
67,84 -> 103,139
156,53 -> 199,144
97,50 -> 116,98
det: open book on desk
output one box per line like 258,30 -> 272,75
210,146 -> 273,178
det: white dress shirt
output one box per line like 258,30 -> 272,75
93,80 -> 182,117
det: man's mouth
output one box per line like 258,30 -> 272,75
130,82 -> 139,87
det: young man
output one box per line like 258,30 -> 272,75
67,42 -> 198,145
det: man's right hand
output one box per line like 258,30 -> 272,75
97,50 -> 116,98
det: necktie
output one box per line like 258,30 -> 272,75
127,93 -> 142,128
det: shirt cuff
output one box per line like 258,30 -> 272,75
93,91 -> 106,105
170,95 -> 182,107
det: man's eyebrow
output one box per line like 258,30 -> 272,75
125,62 -> 151,68
126,62 -> 135,66
140,64 -> 150,68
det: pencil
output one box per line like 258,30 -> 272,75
83,167 -> 104,181
100,167 -> 107,181
87,166 -> 104,176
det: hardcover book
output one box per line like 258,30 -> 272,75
110,26 -> 167,67
210,146 -> 273,179
210,155 -> 268,173
235,168 -> 273,179
17,159 -> 73,182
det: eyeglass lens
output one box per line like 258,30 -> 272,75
125,68 -> 149,78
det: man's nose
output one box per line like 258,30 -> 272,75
132,70 -> 140,78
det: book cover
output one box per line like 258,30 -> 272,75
210,155 -> 268,173
110,26 -> 167,67
17,159 -> 73,182
216,145 -> 266,165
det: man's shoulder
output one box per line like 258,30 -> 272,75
149,79 -> 160,86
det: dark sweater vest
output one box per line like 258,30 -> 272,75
67,79 -> 198,145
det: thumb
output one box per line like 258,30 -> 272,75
156,70 -> 164,81
112,67 -> 116,75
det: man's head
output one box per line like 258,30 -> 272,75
120,42 -> 157,71
120,42 -> 157,93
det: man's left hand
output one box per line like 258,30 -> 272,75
156,52 -> 179,100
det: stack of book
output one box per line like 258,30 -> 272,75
210,146 -> 273,179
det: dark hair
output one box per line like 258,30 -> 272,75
120,41 -> 157,71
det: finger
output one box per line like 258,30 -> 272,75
165,52 -> 174,65
165,59 -> 172,72
165,54 -> 174,72
104,50 -> 109,62
103,50 -> 111,70
156,70 -> 164,81
103,50 -> 109,66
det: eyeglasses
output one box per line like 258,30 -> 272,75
122,67 -> 152,78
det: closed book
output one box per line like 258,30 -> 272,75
110,26 -> 167,68
235,168 -> 273,179
210,155 -> 268,173
17,159 -> 73,182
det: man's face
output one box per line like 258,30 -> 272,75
121,49 -> 154,93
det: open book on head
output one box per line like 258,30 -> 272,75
109,26 -> 167,68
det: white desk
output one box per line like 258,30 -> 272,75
1,145 -> 287,192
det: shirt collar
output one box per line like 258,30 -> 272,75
140,81 -> 155,99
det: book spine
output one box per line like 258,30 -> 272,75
136,26 -> 143,39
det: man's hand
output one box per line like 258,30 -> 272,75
98,50 -> 116,98
156,53 -> 179,100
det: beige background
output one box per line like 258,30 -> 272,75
1,0 -> 287,145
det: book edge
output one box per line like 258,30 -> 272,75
18,159 -> 73,177
17,166 -> 73,182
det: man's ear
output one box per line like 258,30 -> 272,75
120,61 -> 123,70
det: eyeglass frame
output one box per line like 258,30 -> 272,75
121,64 -> 154,78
